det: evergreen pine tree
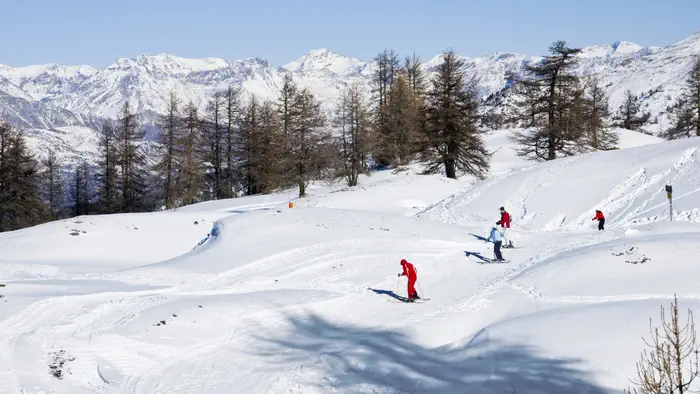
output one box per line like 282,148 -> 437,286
333,82 -> 371,186
405,53 -> 426,96
256,101 -> 284,194
584,77 -> 618,150
153,92 -> 182,209
116,101 -> 148,212
371,49 -> 401,167
287,88 -> 331,197
509,40 -> 584,161
276,74 -> 300,188
178,101 -> 206,205
223,85 -> 241,197
95,120 -> 120,213
422,49 -> 490,179
41,148 -> 65,220
0,121 -> 44,231
205,91 -> 225,199
613,90 -> 651,131
665,57 -> 700,139
72,160 -> 91,216
385,72 -> 418,165
238,97 -> 262,195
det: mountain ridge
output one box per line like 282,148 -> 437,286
0,31 -> 698,164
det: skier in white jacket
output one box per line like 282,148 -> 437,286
486,224 -> 505,261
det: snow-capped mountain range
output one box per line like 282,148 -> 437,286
1,31 -> 699,164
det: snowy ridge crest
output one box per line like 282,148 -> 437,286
0,31 -> 699,163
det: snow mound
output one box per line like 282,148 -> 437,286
0,211 -> 228,278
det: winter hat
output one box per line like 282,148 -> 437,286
400,259 -> 407,265
499,206 -> 504,211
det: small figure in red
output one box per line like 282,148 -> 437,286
592,210 -> 605,230
499,206 -> 511,229
499,207 -> 513,248
398,259 -> 419,301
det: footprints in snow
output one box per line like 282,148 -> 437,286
610,245 -> 651,264
152,307 -> 202,327
49,349 -> 76,380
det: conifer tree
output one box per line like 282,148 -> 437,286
276,74 -> 300,188
0,121 -> 44,231
223,85 -> 241,197
238,97 -> 262,195
371,49 -> 401,167
95,120 -> 120,213
178,101 -> 205,205
584,77 -> 618,150
506,73 -> 544,128
116,101 -> 148,212
287,88 -> 330,197
422,49 -> 490,179
72,160 -> 91,216
385,73 -> 418,165
255,100 -> 284,194
333,82 -> 371,186
509,40 -> 584,161
205,91 -> 225,198
665,57 -> 700,139
153,92 -> 182,209
405,53 -> 426,96
613,90 -> 651,131
41,148 -> 65,220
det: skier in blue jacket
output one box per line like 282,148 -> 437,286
486,223 -> 505,261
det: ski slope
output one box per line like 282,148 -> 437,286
1,129 -> 699,393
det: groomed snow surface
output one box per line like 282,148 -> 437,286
1,128 -> 700,393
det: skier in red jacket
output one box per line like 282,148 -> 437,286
499,207 -> 513,248
398,259 -> 419,301
592,210 -> 605,230
499,206 -> 511,229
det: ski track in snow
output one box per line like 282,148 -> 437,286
0,229 -> 594,393
2,134 -> 700,392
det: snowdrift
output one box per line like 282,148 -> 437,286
0,211 -> 227,279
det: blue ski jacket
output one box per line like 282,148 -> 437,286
487,227 -> 504,243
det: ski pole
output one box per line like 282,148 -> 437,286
415,267 -> 426,298
417,282 -> 426,298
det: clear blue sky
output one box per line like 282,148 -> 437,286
3,0 -> 699,68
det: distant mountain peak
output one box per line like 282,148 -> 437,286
282,49 -> 365,76
0,31 -> 699,166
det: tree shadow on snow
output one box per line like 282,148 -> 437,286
250,312 -> 615,393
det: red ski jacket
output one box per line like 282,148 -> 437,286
400,260 -> 417,279
593,210 -> 605,221
500,211 -> 511,228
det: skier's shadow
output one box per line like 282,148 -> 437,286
368,288 -> 405,301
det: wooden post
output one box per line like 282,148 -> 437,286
665,185 -> 673,221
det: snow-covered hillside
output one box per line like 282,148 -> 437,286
1,128 -> 698,393
1,31 -> 698,165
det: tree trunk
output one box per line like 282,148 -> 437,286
695,86 -> 700,137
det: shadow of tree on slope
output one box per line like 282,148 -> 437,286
251,312 -> 614,393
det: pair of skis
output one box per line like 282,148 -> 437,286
390,296 -> 430,303
465,250 -> 511,264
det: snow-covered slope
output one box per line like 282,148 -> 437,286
418,135 -> 700,231
1,31 -> 698,164
0,126 -> 698,393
